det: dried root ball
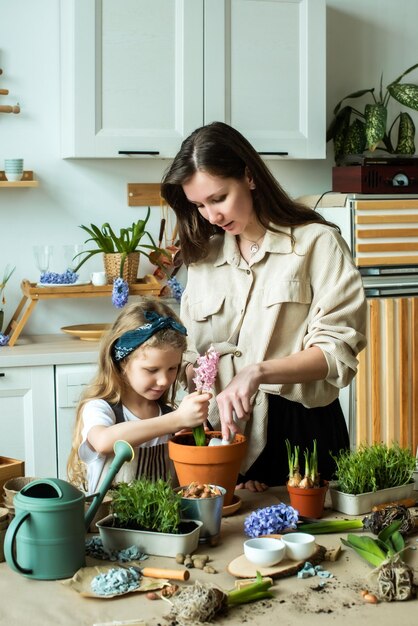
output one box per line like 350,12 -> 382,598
377,558 -> 416,601
166,580 -> 227,625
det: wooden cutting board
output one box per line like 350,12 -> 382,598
227,537 -> 326,579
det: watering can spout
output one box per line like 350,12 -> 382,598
84,440 -> 134,530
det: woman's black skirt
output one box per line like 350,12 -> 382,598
238,394 -> 349,486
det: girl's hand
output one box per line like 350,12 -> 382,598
185,362 -> 196,392
216,364 -> 260,441
177,391 -> 211,429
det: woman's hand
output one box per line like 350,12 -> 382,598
176,391 -> 211,429
215,364 -> 261,441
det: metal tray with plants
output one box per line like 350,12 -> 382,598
96,477 -> 202,557
329,443 -> 416,515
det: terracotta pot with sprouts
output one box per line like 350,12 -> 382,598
286,440 -> 328,519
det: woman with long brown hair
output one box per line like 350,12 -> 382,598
161,121 -> 366,492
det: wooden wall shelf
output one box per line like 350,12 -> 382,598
0,171 -> 38,187
127,183 -> 161,206
5,275 -> 163,346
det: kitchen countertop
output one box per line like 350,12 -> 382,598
0,334 -> 101,367
1,487 -> 417,625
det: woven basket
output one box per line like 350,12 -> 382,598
103,252 -> 140,284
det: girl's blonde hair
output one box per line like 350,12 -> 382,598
67,298 -> 187,489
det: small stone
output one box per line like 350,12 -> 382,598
146,592 -> 159,600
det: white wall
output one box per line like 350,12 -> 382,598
1,0 -> 418,336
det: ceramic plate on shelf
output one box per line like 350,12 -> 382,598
61,324 -> 111,341
37,281 -> 91,287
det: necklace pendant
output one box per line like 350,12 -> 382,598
250,243 -> 259,255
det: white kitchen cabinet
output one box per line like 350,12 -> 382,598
0,366 -> 56,477
60,0 -> 204,158
204,0 -> 325,158
55,363 -> 97,479
61,0 -> 325,159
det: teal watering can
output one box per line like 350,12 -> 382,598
4,440 -> 134,580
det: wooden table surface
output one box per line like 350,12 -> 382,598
0,487 -> 417,626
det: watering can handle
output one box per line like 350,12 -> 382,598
84,440 -> 134,530
4,511 -> 32,575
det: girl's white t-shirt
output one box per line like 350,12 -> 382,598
79,399 -> 170,494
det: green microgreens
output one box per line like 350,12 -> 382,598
110,477 -> 181,534
331,443 -> 416,495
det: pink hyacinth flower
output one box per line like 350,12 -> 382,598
193,345 -> 220,392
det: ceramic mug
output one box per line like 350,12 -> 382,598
91,271 -> 107,286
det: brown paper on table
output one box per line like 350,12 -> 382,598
62,564 -> 168,599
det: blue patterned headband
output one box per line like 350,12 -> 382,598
113,310 -> 187,362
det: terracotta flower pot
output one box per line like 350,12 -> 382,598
287,481 -> 329,519
168,432 -> 247,506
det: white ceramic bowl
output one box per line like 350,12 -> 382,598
282,532 -> 315,561
243,537 -> 286,567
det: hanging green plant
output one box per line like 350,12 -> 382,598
327,63 -> 418,163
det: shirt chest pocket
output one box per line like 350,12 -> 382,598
263,280 -> 312,307
189,294 -> 225,321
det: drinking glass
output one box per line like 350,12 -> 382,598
64,244 -> 84,271
33,245 -> 53,274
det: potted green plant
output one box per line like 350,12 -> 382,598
329,442 -> 416,515
327,63 -> 418,164
285,440 -> 328,519
73,207 -> 162,283
96,477 -> 202,557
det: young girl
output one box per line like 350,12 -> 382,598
67,299 -> 211,494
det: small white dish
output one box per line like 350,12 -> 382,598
244,537 -> 286,567
282,532 -> 315,561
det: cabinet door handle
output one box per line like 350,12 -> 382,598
258,151 -> 289,156
0,373 -> 5,377
118,150 -> 160,155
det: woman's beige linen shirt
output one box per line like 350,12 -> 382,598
180,223 -> 367,471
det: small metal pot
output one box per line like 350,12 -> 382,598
177,485 -> 225,546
